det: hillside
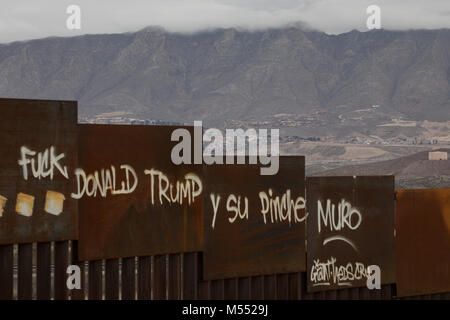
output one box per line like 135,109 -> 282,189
314,148 -> 450,189
0,26 -> 449,132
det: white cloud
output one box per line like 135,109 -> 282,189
0,0 -> 449,43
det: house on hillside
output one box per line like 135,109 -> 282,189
428,151 -> 448,160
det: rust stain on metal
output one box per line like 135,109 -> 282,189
203,156 -> 306,280
396,188 -> 450,297
306,176 -> 396,292
77,124 -> 203,261
0,98 -> 78,244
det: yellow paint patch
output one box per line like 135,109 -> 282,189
16,193 -> 35,217
443,197 -> 450,233
44,191 -> 65,216
0,195 -> 7,217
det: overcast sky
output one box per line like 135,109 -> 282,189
1,0 -> 450,43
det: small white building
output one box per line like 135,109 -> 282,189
428,151 -> 448,160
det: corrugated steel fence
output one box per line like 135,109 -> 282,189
0,98 -> 449,300
1,246 -> 449,300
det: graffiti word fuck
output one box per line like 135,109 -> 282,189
18,146 -> 69,180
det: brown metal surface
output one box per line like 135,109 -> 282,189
396,188 -> 450,297
154,254 -> 167,299
18,243 -> 33,299
54,241 -> 70,300
0,245 -> 14,299
36,242 -> 51,299
306,176 -> 396,292
168,254 -> 181,299
182,252 -> 199,299
88,260 -> 103,300
137,256 -> 151,299
77,124 -> 203,261
203,156 -> 306,280
0,98 -> 78,244
105,259 -> 120,300
121,257 -> 136,300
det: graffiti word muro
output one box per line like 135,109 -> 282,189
144,169 -> 202,206
171,121 -> 279,175
310,256 -> 369,287
317,199 -> 362,233
71,165 -> 137,199
18,146 -> 69,180
259,189 -> 306,225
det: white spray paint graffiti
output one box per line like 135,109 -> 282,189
317,198 -> 362,252
310,197 -> 383,289
11,145 -> 205,219
226,194 -> 249,224
144,169 -> 202,206
322,235 -> 358,252
209,189 -> 306,229
18,146 -> 69,180
318,199 -> 362,233
310,256 -> 369,287
210,192 -> 249,229
317,199 -> 362,262
259,189 -> 306,225
210,194 -> 221,229
71,164 -> 138,199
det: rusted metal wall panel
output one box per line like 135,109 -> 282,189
2,98 -> 449,300
54,241 -> 70,299
203,156 -> 306,280
0,244 -> 14,299
77,124 -> 203,261
396,188 -> 450,297
18,243 -> 33,299
0,98 -> 78,244
306,176 -> 396,292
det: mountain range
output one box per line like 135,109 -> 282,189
0,26 -> 449,127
